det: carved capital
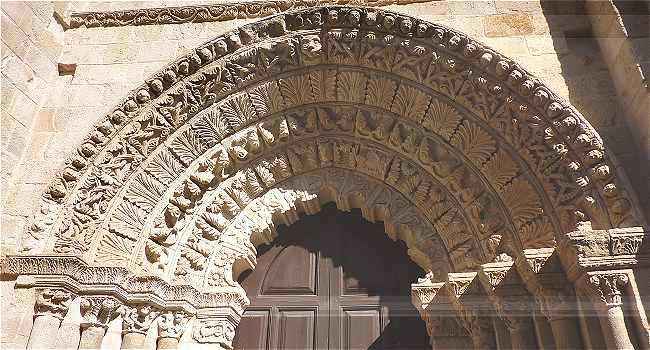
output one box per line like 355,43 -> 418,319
120,303 -> 161,334
192,307 -> 240,347
157,311 -> 192,339
79,296 -> 121,329
34,288 -> 73,320
558,227 -> 648,280
578,271 -> 630,308
411,272 -> 445,313
193,318 -> 236,346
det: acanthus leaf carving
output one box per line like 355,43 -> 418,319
579,272 -> 630,308
450,120 -> 496,166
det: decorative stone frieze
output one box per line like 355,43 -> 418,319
558,226 -> 648,280
68,0 -> 438,28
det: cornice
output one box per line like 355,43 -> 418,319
68,0 -> 435,29
0,255 -> 246,313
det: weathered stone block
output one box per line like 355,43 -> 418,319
484,13 -> 534,37
482,37 -> 529,56
525,35 -> 569,56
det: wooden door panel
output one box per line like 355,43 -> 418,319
341,308 -> 383,350
276,309 -> 317,350
233,309 -> 271,350
235,207 -> 431,350
261,245 -> 317,295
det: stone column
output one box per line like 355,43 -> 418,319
26,288 -> 73,349
120,304 -> 160,349
478,258 -> 539,350
515,248 -> 583,349
541,295 -> 583,350
503,312 -> 539,350
78,297 -> 121,350
578,272 -> 635,350
157,311 -> 191,349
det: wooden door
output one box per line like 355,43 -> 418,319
233,205 -> 430,350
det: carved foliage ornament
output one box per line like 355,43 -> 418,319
580,272 -> 630,307
68,0 -> 437,28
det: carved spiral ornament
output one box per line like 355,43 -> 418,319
21,6 -> 641,303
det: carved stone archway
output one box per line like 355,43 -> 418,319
4,6 -> 647,350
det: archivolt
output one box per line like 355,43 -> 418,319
23,6 -> 642,293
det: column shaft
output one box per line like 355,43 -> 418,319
157,336 -> 180,349
508,318 -> 538,350
548,317 -> 582,349
121,332 -> 146,349
599,305 -> 635,350
79,325 -> 107,350
26,315 -> 61,349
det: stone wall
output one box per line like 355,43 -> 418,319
1,1 -> 66,254
1,0 -> 648,255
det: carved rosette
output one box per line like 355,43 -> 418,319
157,311 -> 191,339
34,288 -> 73,320
579,272 -> 630,308
120,304 -> 161,334
79,296 -> 121,329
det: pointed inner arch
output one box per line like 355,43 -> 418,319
25,6 -> 641,295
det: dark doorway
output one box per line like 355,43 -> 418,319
233,204 -> 431,350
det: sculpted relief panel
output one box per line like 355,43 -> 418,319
13,7 -> 643,336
